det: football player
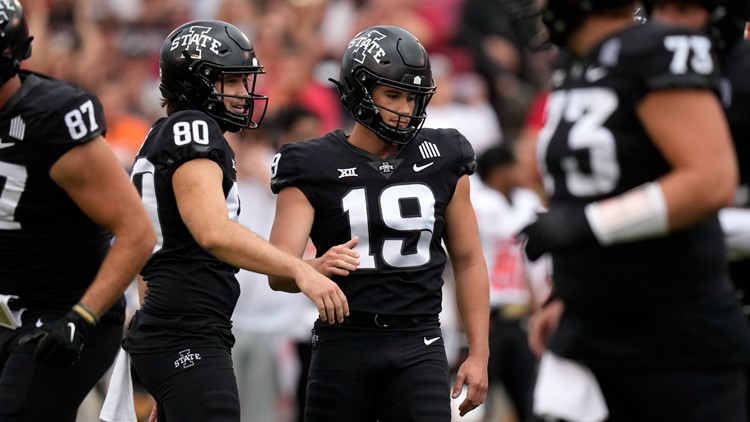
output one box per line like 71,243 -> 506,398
123,19 -> 348,421
0,1 -> 156,420
268,25 -> 490,421
649,0 -> 750,415
517,0 -> 750,421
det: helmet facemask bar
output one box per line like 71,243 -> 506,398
197,62 -> 269,132
354,68 -> 436,146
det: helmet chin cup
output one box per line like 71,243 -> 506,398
358,99 -> 425,146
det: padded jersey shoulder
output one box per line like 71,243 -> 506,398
14,72 -> 107,149
415,127 -> 477,176
610,22 -> 718,91
139,109 -> 231,176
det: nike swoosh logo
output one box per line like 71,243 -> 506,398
67,322 -> 76,343
0,142 -> 15,149
423,336 -> 440,346
413,162 -> 434,172
585,66 -> 608,82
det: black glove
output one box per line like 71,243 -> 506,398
21,307 -> 95,367
518,205 -> 597,261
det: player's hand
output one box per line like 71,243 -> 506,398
451,353 -> 489,417
148,403 -> 158,422
311,237 -> 360,277
19,306 -> 95,366
528,298 -> 564,358
296,263 -> 350,324
518,206 -> 596,260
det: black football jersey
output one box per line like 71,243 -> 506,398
126,110 -> 240,351
721,40 -> 750,203
0,71 -> 124,319
721,39 -> 750,319
540,23 -> 750,367
271,128 -> 476,315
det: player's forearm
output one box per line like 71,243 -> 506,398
203,221 -> 309,284
79,232 -> 155,316
454,266 -> 490,358
658,168 -> 736,229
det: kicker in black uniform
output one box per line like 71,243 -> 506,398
123,19 -> 348,422
268,25 -> 490,421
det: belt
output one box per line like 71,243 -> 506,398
490,303 -> 530,320
343,312 -> 438,328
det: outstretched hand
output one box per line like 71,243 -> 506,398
311,236 -> 361,277
451,354 -> 488,417
297,265 -> 350,323
298,237 -> 359,323
296,238 -> 361,324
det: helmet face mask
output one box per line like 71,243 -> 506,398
333,25 -> 436,146
0,0 -> 32,87
159,20 -> 268,132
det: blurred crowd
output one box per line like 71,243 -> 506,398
21,0 -> 553,172
19,1 -> 555,421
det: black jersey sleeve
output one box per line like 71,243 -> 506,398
723,41 -> 750,189
270,141 -> 307,194
622,23 -> 719,93
454,129 -> 477,176
149,110 -> 231,177
32,78 -> 107,152
412,128 -> 477,177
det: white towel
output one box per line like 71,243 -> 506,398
100,348 -> 137,422
533,351 -> 609,422
0,294 -> 25,330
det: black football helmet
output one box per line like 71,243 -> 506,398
331,25 -> 436,146
159,20 -> 268,132
0,0 -> 32,86
542,0 -> 638,48
506,0 -> 552,51
645,0 -> 750,54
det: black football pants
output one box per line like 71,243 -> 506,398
0,318 -> 122,422
131,346 -> 240,422
487,314 -> 535,421
303,320 -> 451,422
